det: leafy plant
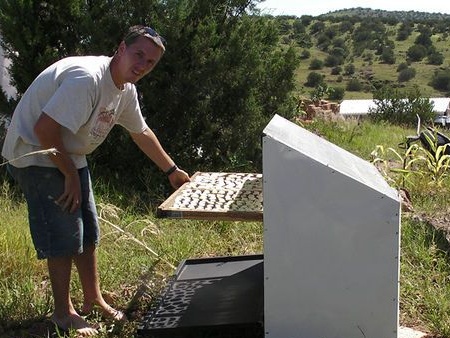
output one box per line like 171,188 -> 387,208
371,132 -> 450,190
417,131 -> 450,187
309,84 -> 332,102
369,86 -> 435,126
370,143 -> 423,189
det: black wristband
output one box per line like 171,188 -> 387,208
165,164 -> 178,176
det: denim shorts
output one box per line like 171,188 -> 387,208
7,165 -> 99,259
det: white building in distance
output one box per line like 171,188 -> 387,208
339,98 -> 450,118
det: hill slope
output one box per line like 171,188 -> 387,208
270,9 -> 450,100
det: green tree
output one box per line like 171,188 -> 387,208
397,62 -> 409,72
305,72 -> 324,87
0,1 -> 87,94
344,63 -> 355,76
327,86 -> 345,101
369,86 -> 435,126
300,15 -> 313,27
331,66 -> 342,75
0,0 -> 299,192
406,44 -> 428,62
415,27 -> 433,48
300,49 -> 311,59
427,52 -> 444,65
309,58 -> 324,70
310,21 -> 325,34
396,22 -> 413,41
398,67 -> 416,82
430,69 -> 450,92
292,19 -> 305,37
381,46 -> 395,64
339,21 -> 354,34
324,54 -> 342,67
346,78 -> 362,92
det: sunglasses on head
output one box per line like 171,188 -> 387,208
140,26 -> 167,46
124,26 -> 167,49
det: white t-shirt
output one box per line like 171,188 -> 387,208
2,55 -> 148,168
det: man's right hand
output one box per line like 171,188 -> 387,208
57,171 -> 82,213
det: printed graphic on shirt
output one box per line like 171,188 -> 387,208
90,106 -> 116,142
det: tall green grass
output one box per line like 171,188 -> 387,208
0,180 -> 263,337
1,118 -> 450,337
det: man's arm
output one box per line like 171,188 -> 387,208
130,127 -> 190,189
34,113 -> 81,213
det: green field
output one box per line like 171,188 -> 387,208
2,118 -> 450,337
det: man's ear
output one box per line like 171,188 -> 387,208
117,41 -> 126,56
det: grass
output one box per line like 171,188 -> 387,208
0,180 -> 263,338
1,118 -> 450,337
400,215 -> 450,335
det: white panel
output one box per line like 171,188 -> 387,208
263,115 -> 400,338
263,114 -> 398,200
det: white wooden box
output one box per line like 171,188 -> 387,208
262,115 -> 401,338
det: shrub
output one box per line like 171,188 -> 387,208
331,66 -> 342,75
397,62 -> 409,72
381,47 -> 395,64
406,44 -> 428,62
430,69 -> 450,92
344,63 -> 355,75
300,49 -> 311,59
328,86 -> 345,101
427,52 -> 444,65
309,58 -> 324,70
369,86 -> 435,126
346,78 -> 363,92
398,67 -> 416,82
324,54 -> 343,67
305,71 -> 324,87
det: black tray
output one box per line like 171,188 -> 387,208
137,254 -> 264,337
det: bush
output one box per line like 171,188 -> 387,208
331,66 -> 342,75
398,67 -> 416,82
309,58 -> 324,70
300,49 -> 311,59
397,62 -> 409,72
406,44 -> 428,62
427,52 -> 444,65
369,86 -> 435,126
346,78 -> 363,92
430,69 -> 450,91
381,47 -> 395,64
344,63 -> 355,75
328,86 -> 345,101
305,71 -> 324,87
324,54 -> 343,67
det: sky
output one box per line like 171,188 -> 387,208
256,0 -> 450,17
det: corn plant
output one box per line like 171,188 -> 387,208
417,131 -> 450,187
370,143 -> 424,189
371,132 -> 450,190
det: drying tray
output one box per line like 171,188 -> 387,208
157,172 -> 263,221
137,254 -> 264,337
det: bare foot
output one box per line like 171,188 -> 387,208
50,313 -> 98,336
82,301 -> 127,322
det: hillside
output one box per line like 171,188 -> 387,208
323,7 -> 450,21
270,8 -> 450,100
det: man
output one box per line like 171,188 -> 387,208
2,25 -> 190,336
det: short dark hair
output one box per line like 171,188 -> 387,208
123,25 -> 166,52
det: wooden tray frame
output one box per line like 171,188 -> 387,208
157,172 -> 263,222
